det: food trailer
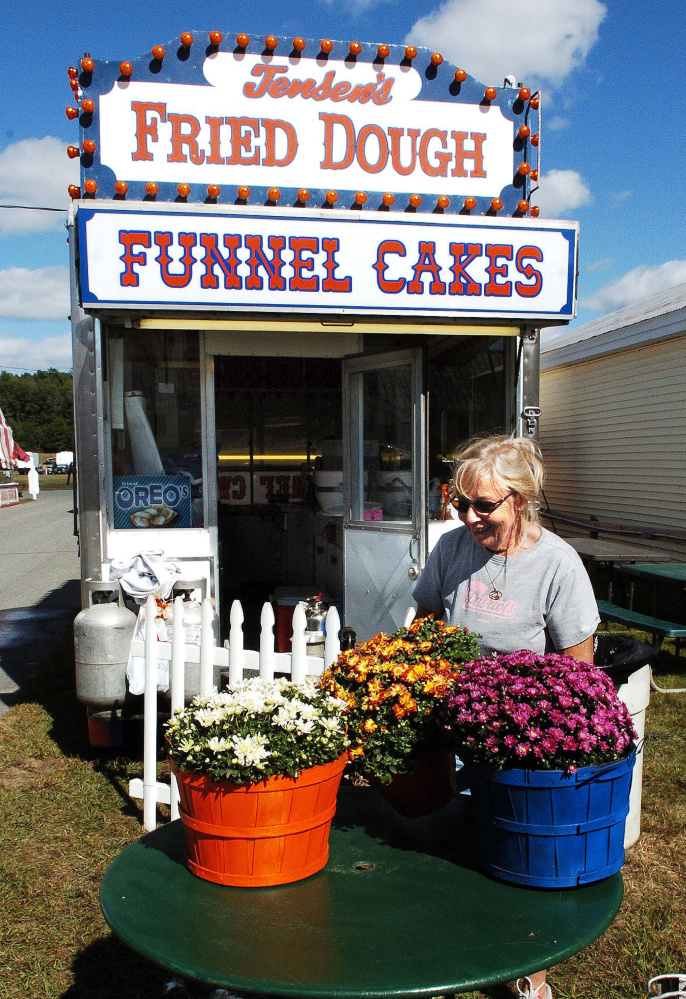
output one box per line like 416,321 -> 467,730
66,29 -> 577,667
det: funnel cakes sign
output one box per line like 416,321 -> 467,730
77,203 -> 577,320
71,33 -> 538,215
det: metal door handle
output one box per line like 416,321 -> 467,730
408,536 -> 419,562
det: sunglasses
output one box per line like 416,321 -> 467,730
451,491 -> 513,515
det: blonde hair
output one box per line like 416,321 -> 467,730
452,434 -> 544,532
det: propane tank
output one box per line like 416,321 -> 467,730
74,585 -> 136,709
304,593 -> 327,658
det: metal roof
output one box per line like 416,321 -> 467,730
540,280 -> 686,370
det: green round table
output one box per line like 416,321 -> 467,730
101,787 -> 623,997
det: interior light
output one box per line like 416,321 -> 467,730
349,41 -> 362,56
81,57 -> 94,73
530,169 -> 538,182
430,52 -> 443,66
84,179 -> 97,194
463,197 -> 476,211
409,194 -> 422,207
237,185 -> 250,200
152,46 -> 165,61
209,31 -> 223,46
321,39 -> 334,53
207,185 -> 220,199
519,87 -> 531,101
405,45 -> 417,60
236,34 -> 249,48
180,33 -> 193,48
268,187 -> 281,202
82,139 -> 96,155
177,183 -> 190,198
377,44 -> 390,59
530,96 -> 540,110
66,107 -> 79,119
146,181 -> 159,196
293,37 -> 306,51
454,68 -> 467,82
265,36 -> 278,50
297,188 -> 310,202
531,134 -> 539,147
382,193 -> 395,206
490,198 -> 503,212
68,185 -> 81,198
437,196 -> 450,209
69,79 -> 80,92
114,181 -> 128,195
67,146 -> 80,159
485,86 -> 497,100
325,190 -> 338,204
517,199 -> 529,214
119,61 -> 132,77
518,162 -> 531,176
81,98 -> 95,113
354,191 -> 367,205
518,125 -> 531,139
67,66 -> 79,79
530,206 -> 540,218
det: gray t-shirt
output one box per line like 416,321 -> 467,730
412,526 -> 599,655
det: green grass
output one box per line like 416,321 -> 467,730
8,472 -> 72,493
0,628 -> 684,999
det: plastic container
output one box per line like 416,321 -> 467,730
595,634 -> 654,847
465,749 -> 635,887
171,754 -> 348,887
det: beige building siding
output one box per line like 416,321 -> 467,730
539,335 -> 686,555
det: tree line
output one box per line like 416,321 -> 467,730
0,369 -> 74,453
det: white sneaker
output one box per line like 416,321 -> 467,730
516,978 -> 553,999
646,974 -> 686,998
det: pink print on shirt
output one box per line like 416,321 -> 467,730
463,580 -> 518,619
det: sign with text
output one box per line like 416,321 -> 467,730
75,35 -> 537,215
113,474 -> 192,528
78,204 -> 577,320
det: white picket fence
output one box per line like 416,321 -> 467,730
129,593 -> 345,831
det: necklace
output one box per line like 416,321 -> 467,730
482,554 -> 506,600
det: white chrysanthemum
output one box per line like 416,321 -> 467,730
193,708 -> 220,727
207,736 -> 233,752
237,689 -> 269,714
231,733 -> 271,767
294,718 -> 315,735
319,716 -> 340,733
177,737 -> 195,753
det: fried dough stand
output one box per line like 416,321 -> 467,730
64,26 -> 617,996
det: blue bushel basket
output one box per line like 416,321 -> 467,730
465,749 -> 635,888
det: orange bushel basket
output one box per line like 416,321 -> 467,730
170,753 -> 348,887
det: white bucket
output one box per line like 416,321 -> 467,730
615,663 -> 651,848
376,471 -> 412,516
314,471 -> 367,511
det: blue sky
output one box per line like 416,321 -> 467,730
0,0 -> 684,372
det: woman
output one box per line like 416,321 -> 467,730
414,434 -> 598,663
413,435 -> 599,999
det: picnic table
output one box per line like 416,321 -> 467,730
101,786 -> 623,996
566,537 -> 673,602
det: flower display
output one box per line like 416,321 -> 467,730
441,650 -> 637,772
165,676 -> 348,784
319,616 -> 482,782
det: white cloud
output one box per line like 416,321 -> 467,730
586,257 -> 613,274
0,332 -> 72,373
0,267 -> 70,321
548,116 -> 569,131
582,261 -> 686,312
610,189 -> 631,202
0,137 -> 77,235
407,0 -> 606,88
531,169 -> 591,217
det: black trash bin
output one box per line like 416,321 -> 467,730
594,633 -> 655,847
